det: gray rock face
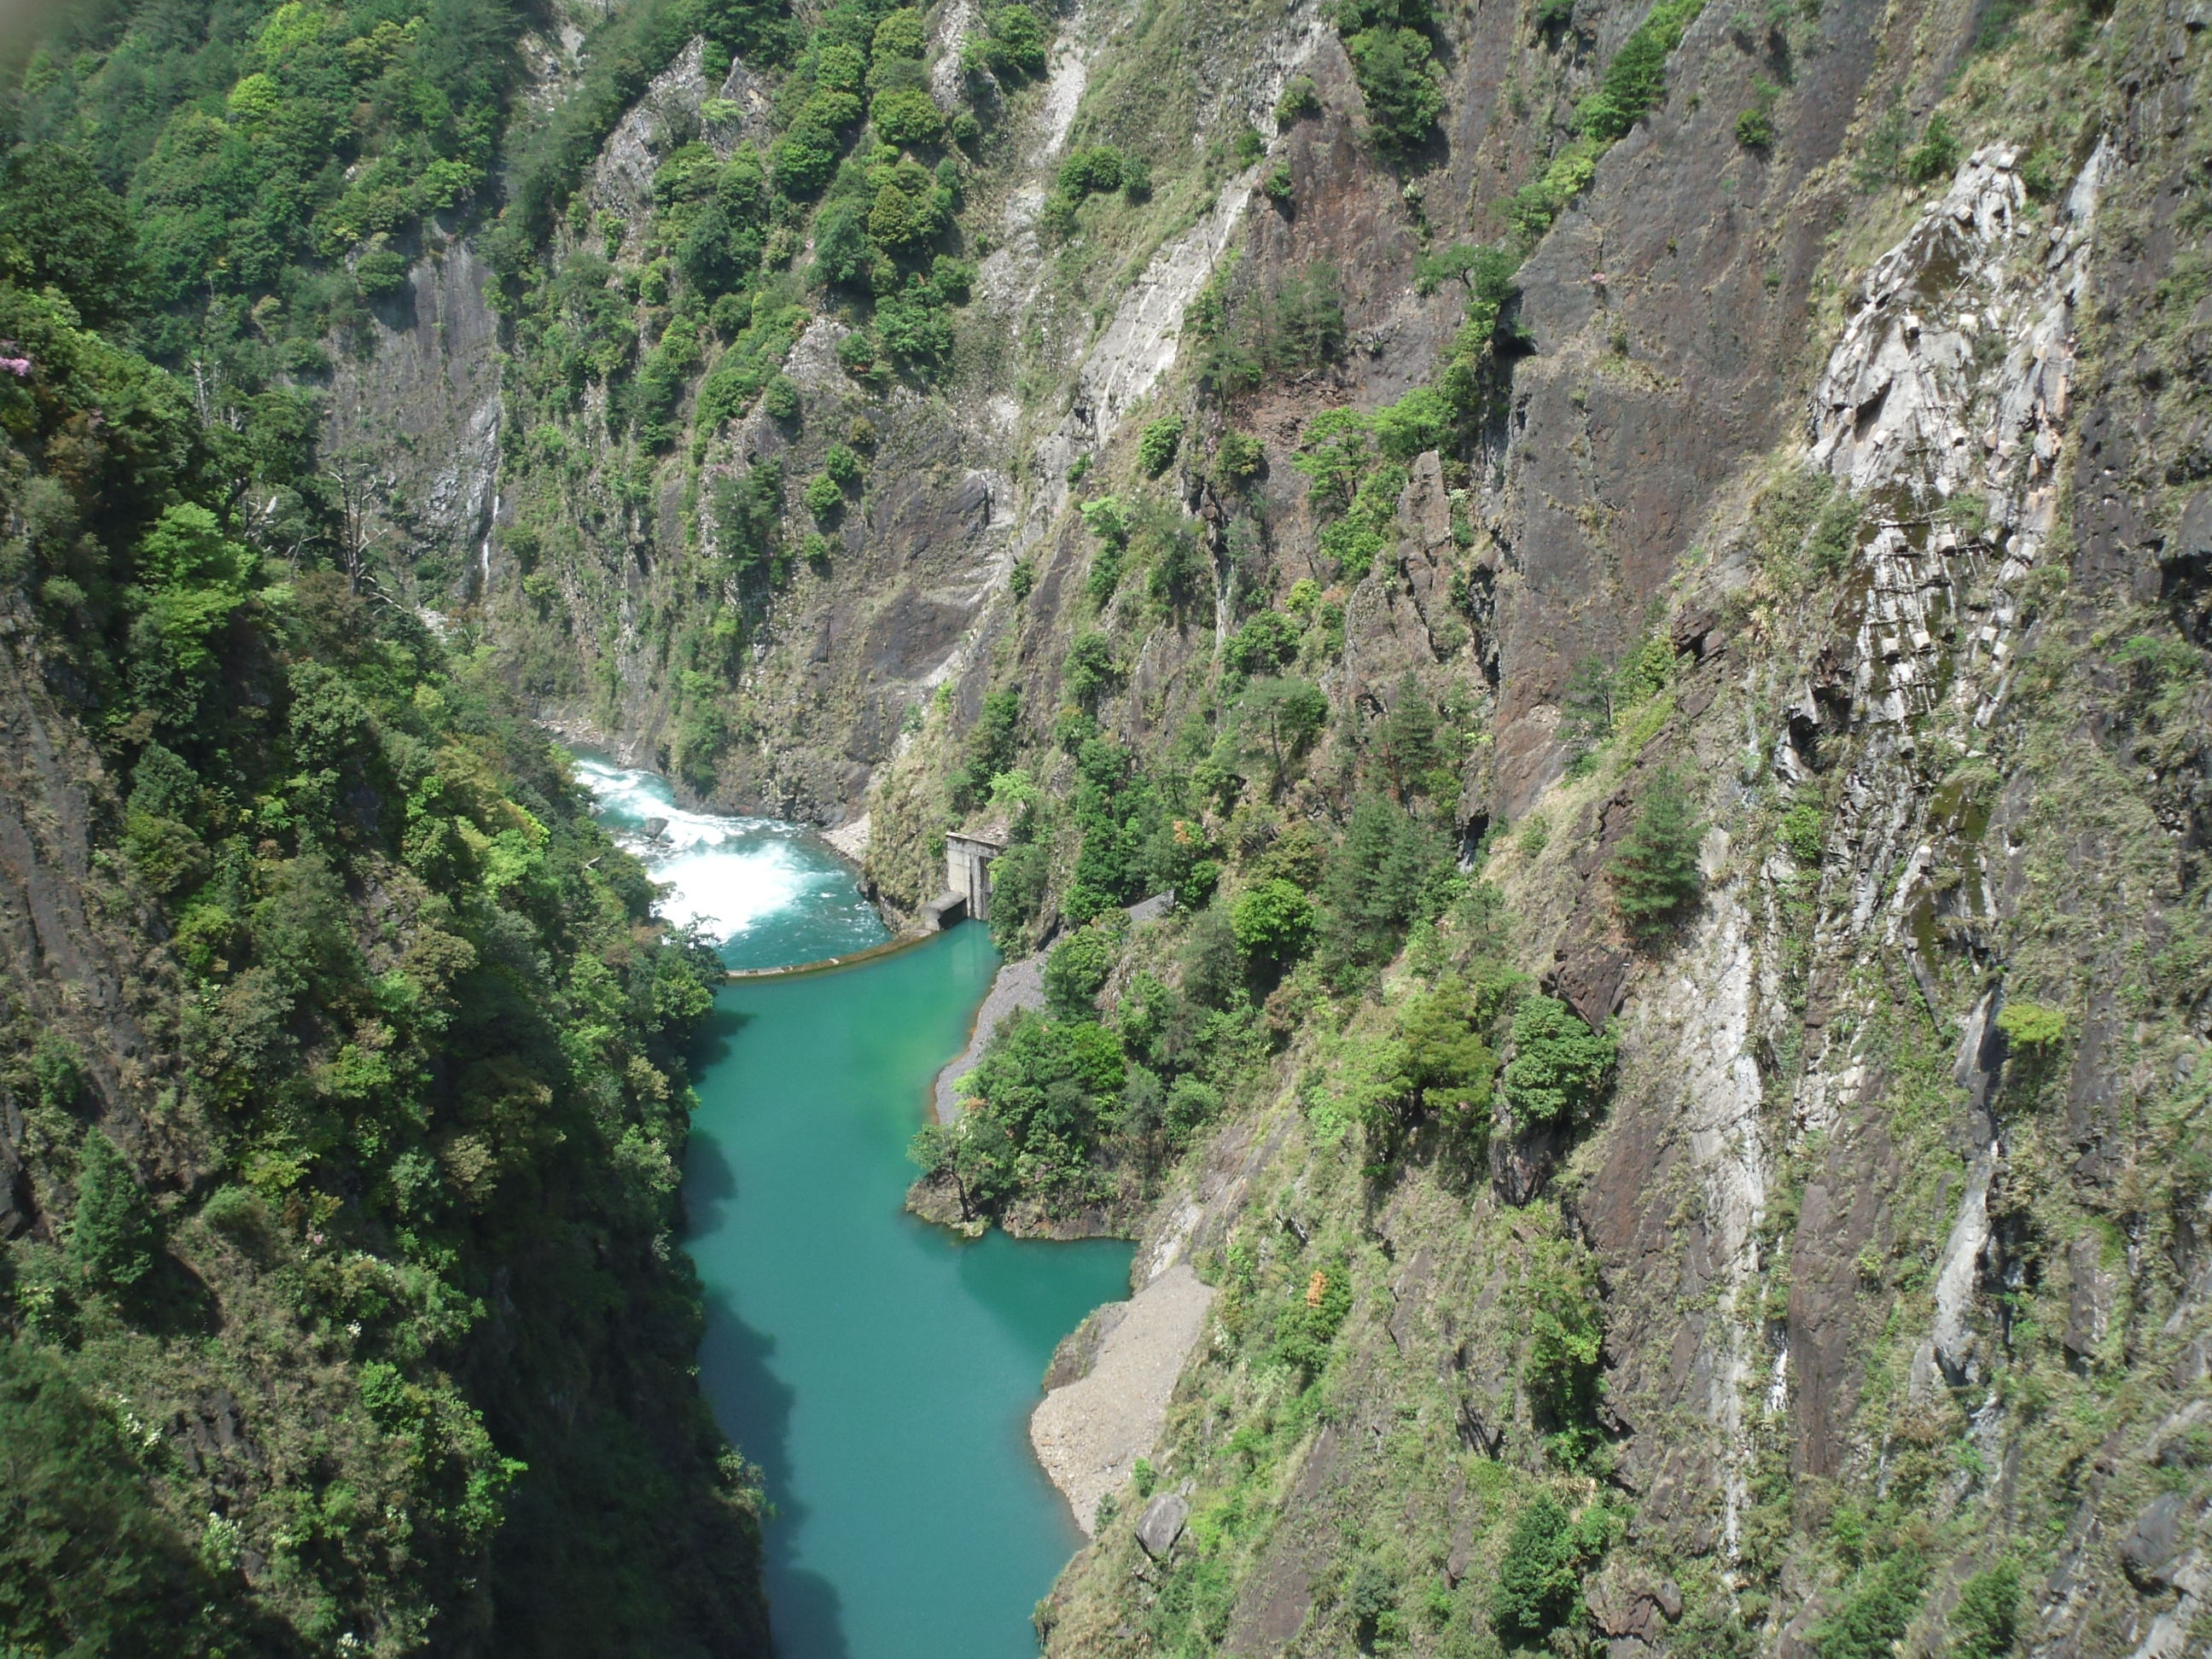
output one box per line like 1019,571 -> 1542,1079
323,239 -> 503,605
2121,1493 -> 2190,1589
2065,1233 -> 2116,1365
1135,1492 -> 1189,1559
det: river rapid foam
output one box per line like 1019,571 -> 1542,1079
570,754 -> 888,967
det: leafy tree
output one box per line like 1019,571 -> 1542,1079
1057,146 -> 1127,197
68,1132 -> 160,1292
966,3 -> 1051,78
1045,923 -> 1121,1019
1905,114 -> 1962,184
873,88 -> 946,147
1318,794 -> 1452,972
1375,677 -> 1443,798
1560,655 -> 1615,767
1521,1235 -> 1605,1461
1292,407 -> 1376,514
1399,982 -> 1499,1113
1813,1553 -> 1930,1659
1144,816 -> 1220,911
1343,25 -> 1444,152
676,201 -> 754,294
1277,73 -> 1322,121
1574,0 -> 1705,141
772,119 -> 846,195
1225,611 -> 1301,678
0,146 -> 141,326
1065,632 -> 1120,708
987,839 -> 1051,946
130,505 -> 251,728
1138,416 -> 1185,476
824,443 -> 864,488
872,7 -> 929,58
952,688 -> 1022,810
762,374 -> 802,422
715,460 -> 787,582
1179,903 -> 1247,1008
1368,384 -> 1454,463
1272,1260 -> 1353,1375
1215,431 -> 1266,485
1232,877 -> 1316,969
1608,766 -> 1705,939
876,276 -> 958,367
1359,974 -> 1504,1164
954,1011 -> 1129,1201
1348,1557 -> 1400,1649
1491,1493 -> 1581,1646
1237,677 -> 1329,792
1141,514 -> 1207,612
1080,494 -> 1133,550
0,1342 -> 265,1651
1947,1560 -> 2021,1658
804,473 -> 844,524
1501,996 -> 1615,1126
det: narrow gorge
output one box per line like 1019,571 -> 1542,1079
0,0 -> 2207,1650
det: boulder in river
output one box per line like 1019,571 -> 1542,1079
641,816 -> 669,841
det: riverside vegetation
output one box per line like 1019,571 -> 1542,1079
3,0 -> 2210,1648
0,137 -> 761,1651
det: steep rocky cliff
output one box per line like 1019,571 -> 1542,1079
319,0 -> 2210,1644
4,0 -> 2207,1644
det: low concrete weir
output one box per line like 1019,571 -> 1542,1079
720,927 -> 940,981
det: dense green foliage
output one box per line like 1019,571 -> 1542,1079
1499,997 -> 1616,1126
0,1341 -> 288,1652
1332,0 -> 1445,153
7,0 -> 528,363
0,148 -> 761,1654
1045,920 -> 1124,1020
1186,258 -> 1348,396
1947,1560 -> 2022,1658
1490,1493 -> 1580,1645
1574,0 -> 1706,140
66,1132 -> 160,1294
1607,765 -> 1705,938
1810,1551 -> 1930,1659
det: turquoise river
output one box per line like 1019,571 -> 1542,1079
578,757 -> 1133,1659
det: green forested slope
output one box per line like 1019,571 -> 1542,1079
1,0 -> 2207,1646
0,148 -> 766,1654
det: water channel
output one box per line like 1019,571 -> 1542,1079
576,756 -> 1132,1659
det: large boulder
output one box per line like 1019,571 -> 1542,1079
1136,1492 -> 1190,1559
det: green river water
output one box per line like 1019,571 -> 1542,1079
577,756 -> 1133,1658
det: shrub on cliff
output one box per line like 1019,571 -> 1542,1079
1232,878 -> 1317,970
1342,26 -> 1443,153
1065,632 -> 1121,708
1608,765 -> 1704,939
1574,0 -> 1705,141
1225,610 -> 1301,678
1045,923 -> 1123,1019
1500,996 -> 1615,1126
1138,415 -> 1185,477
1318,795 -> 1453,975
1491,1493 -> 1581,1645
67,1132 -> 160,1293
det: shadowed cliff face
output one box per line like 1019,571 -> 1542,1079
296,0 -> 2212,1646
